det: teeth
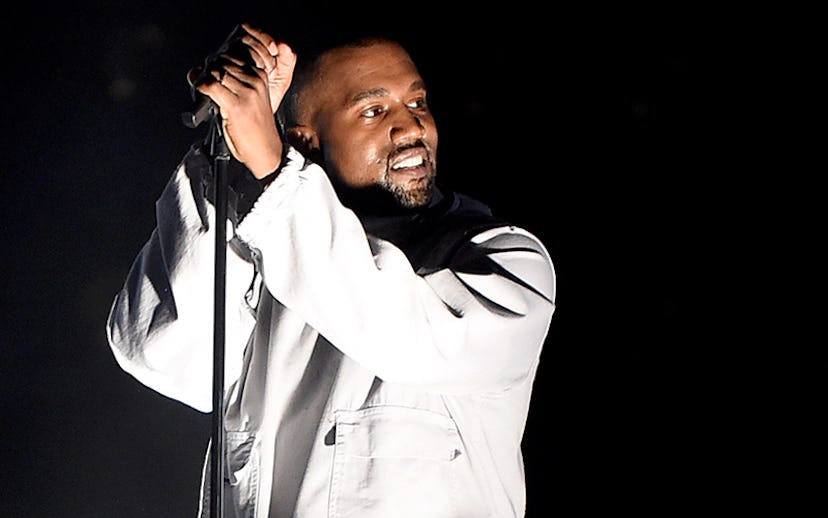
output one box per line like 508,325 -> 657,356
392,156 -> 424,169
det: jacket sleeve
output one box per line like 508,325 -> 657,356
106,146 -> 258,412
236,147 -> 556,394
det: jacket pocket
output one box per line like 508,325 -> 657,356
225,431 -> 259,518
329,406 -> 462,518
197,431 -> 259,518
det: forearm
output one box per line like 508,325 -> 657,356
106,150 -> 257,412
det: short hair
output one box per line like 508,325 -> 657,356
276,35 -> 403,134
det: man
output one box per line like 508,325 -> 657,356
107,22 -> 556,517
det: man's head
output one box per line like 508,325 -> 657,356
278,38 -> 438,209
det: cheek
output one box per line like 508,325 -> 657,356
325,135 -> 387,188
424,118 -> 439,149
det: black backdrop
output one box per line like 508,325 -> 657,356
1,2 -> 731,516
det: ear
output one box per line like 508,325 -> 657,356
285,126 -> 320,157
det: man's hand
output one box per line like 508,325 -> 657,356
240,23 -> 297,115
189,23 -> 297,179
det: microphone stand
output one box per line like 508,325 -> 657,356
208,113 -> 229,518
184,100 -> 229,518
181,25 -> 245,518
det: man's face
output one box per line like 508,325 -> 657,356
304,42 -> 438,208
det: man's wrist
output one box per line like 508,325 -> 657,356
255,143 -> 290,185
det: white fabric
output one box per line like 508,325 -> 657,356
107,146 -> 556,517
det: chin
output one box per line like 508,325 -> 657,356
388,178 -> 434,208
398,190 -> 431,208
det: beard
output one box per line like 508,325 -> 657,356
379,172 -> 436,208
326,141 -> 438,215
379,140 -> 437,208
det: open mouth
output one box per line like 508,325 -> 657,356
389,148 -> 429,177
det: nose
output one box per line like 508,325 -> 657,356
389,108 -> 425,144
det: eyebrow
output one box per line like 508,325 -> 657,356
347,80 -> 426,107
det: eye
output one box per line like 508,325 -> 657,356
361,105 -> 386,119
407,97 -> 428,110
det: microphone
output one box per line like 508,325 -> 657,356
181,24 -> 247,129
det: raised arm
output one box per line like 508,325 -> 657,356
106,148 -> 259,412
235,149 -> 556,394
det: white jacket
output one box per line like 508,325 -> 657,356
107,145 -> 556,517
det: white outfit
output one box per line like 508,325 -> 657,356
107,145 -> 556,517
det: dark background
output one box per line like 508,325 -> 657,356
0,2 -> 765,516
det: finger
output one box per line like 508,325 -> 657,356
241,34 -> 276,72
215,62 -> 267,92
271,42 -> 297,74
207,69 -> 226,88
238,23 -> 295,80
216,55 -> 264,84
195,78 -> 234,110
219,53 -> 247,67
241,23 -> 278,55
